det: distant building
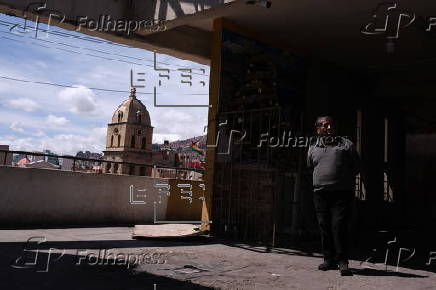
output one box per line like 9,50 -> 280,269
12,154 -> 25,165
76,151 -> 103,160
31,150 -> 59,166
16,156 -> 31,167
0,145 -> 12,166
74,151 -> 103,172
152,151 -> 177,167
14,157 -> 60,170
152,143 -> 161,151
31,154 -> 45,162
43,149 -> 60,166
103,88 -> 153,175
60,158 -> 74,171
26,160 -> 60,170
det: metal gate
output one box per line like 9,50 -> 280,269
211,107 -> 304,246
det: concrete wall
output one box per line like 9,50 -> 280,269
0,166 -> 201,227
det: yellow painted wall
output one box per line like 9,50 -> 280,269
166,179 -> 204,221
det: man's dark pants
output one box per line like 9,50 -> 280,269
313,189 -> 353,264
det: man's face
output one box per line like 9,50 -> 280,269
316,118 -> 335,136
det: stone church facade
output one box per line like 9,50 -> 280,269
103,88 -> 153,175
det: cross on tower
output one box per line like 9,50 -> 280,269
130,87 -> 136,98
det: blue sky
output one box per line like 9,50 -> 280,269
0,13 -> 209,155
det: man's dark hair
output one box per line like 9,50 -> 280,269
314,116 -> 334,129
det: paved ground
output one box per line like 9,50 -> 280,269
0,227 -> 435,290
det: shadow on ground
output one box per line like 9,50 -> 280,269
0,243 -> 213,290
1,227 -> 434,289
1,236 -> 216,251
216,228 -> 436,275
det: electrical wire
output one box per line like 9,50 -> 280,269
0,18 -> 210,96
0,19 -> 210,75
0,30 -> 208,75
0,76 -> 209,95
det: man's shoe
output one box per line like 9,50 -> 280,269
318,261 -> 338,271
339,262 -> 352,276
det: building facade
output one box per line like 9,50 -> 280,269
103,88 -> 153,175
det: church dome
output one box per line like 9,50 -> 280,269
111,88 -> 151,126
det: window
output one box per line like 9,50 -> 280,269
113,163 -> 119,174
131,135 -> 136,148
118,135 -> 121,147
141,137 -> 146,149
110,135 -> 114,147
117,111 -> 123,122
139,166 -> 146,176
136,110 -> 141,123
106,162 -> 111,173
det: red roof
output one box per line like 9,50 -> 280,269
16,157 -> 31,166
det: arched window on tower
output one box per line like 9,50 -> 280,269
118,135 -> 121,147
110,135 -> 114,147
117,111 -> 123,122
131,135 -> 136,148
141,137 -> 146,150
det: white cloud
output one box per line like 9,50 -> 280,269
9,122 -> 25,134
58,86 -> 98,115
45,114 -> 69,127
0,110 -> 89,136
0,126 -> 107,155
7,98 -> 41,112
9,121 -> 45,137
150,108 -> 207,140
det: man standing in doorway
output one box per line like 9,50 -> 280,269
307,116 -> 360,276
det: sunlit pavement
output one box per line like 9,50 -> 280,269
0,227 -> 435,290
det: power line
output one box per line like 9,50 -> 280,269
0,76 -> 152,94
0,30 -> 148,67
0,30 -> 209,76
0,19 -> 130,47
0,76 -> 209,95
0,19 -> 210,75
0,18 -> 210,96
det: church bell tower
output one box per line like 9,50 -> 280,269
103,88 -> 153,175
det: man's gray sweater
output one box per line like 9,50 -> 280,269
307,137 -> 360,192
